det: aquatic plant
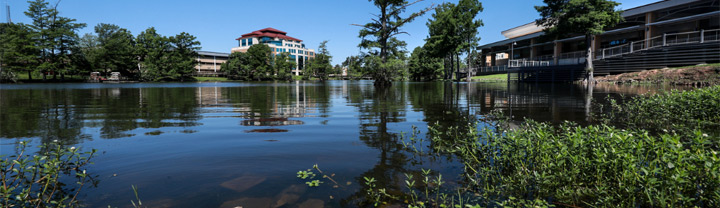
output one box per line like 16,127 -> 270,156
431,120 -> 720,207
601,85 -> 720,134
0,141 -> 97,207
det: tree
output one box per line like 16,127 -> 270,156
221,52 -> 251,80
356,0 -> 434,87
135,28 -> 200,81
167,32 -> 201,81
425,0 -> 483,81
135,27 -> 171,81
342,55 -> 364,78
0,23 -> 40,81
536,0 -> 623,83
94,23 -> 137,77
273,52 -> 296,81
408,46 -> 443,81
305,40 -> 333,81
246,44 -> 273,81
24,0 -> 85,80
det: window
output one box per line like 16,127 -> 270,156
242,39 -> 246,46
248,39 -> 253,45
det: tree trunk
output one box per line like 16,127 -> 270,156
28,71 -> 32,80
467,51 -> 472,82
449,54 -> 454,80
584,34 -> 595,84
456,53 -> 460,82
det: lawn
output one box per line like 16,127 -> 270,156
194,76 -> 230,82
471,73 -> 507,82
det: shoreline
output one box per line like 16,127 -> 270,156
594,63 -> 720,86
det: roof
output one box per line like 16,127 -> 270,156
198,51 -> 230,57
483,0 -> 705,49
236,27 -> 302,42
499,0 -> 702,39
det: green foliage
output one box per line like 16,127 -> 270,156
342,55 -> 365,79
221,52 -> 251,80
535,0 -> 623,78
357,0 -> 433,87
0,23 -> 39,82
24,0 -> 87,80
296,164 -> 337,188
535,0 -> 624,37
273,52 -> 295,81
246,44 -> 273,81
136,28 -> 200,81
2,1 -> 202,82
305,40 -> 333,81
408,46 -> 443,81
94,23 -> 137,77
424,0 -> 483,80
601,85 -> 720,134
0,141 -> 97,207
429,119 -> 720,207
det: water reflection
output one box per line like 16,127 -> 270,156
0,81 -> 690,207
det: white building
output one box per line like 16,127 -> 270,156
231,28 -> 316,76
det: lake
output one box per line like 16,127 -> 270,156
0,81 -> 688,207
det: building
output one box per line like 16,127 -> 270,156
231,28 -> 316,76
195,51 -> 230,76
477,0 -> 720,76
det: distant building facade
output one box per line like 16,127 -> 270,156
477,0 -> 720,74
231,28 -> 316,75
195,51 -> 230,76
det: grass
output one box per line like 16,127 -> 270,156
193,76 -> 230,82
471,73 -> 507,82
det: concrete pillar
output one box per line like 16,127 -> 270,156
490,52 -> 497,67
645,12 -> 656,49
530,38 -> 537,60
553,42 -> 563,65
593,35 -> 602,59
480,50 -> 487,68
295,55 -> 300,76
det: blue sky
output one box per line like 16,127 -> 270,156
3,0 -> 656,65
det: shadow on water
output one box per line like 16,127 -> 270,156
0,81 -> 691,207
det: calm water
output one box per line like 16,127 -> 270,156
0,81 -> 688,207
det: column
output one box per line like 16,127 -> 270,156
645,12 -> 656,49
593,35 -> 601,59
480,50 -> 487,68
490,52 -> 497,67
530,38 -> 537,60
295,55 -> 300,76
553,42 -> 563,65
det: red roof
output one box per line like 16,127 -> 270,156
236,27 -> 302,42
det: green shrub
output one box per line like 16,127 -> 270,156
430,121 -> 720,207
1,141 -> 97,207
601,85 -> 720,134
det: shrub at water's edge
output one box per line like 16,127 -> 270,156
298,86 -> 720,207
601,85 -> 720,134
431,120 -> 719,207
1,141 -> 97,207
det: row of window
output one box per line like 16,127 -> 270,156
241,38 -> 254,47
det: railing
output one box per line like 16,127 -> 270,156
477,65 -> 509,74
509,59 -> 551,68
597,29 -> 720,60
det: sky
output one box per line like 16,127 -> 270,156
2,0 -> 657,65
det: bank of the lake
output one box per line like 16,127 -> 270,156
595,63 -> 720,85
